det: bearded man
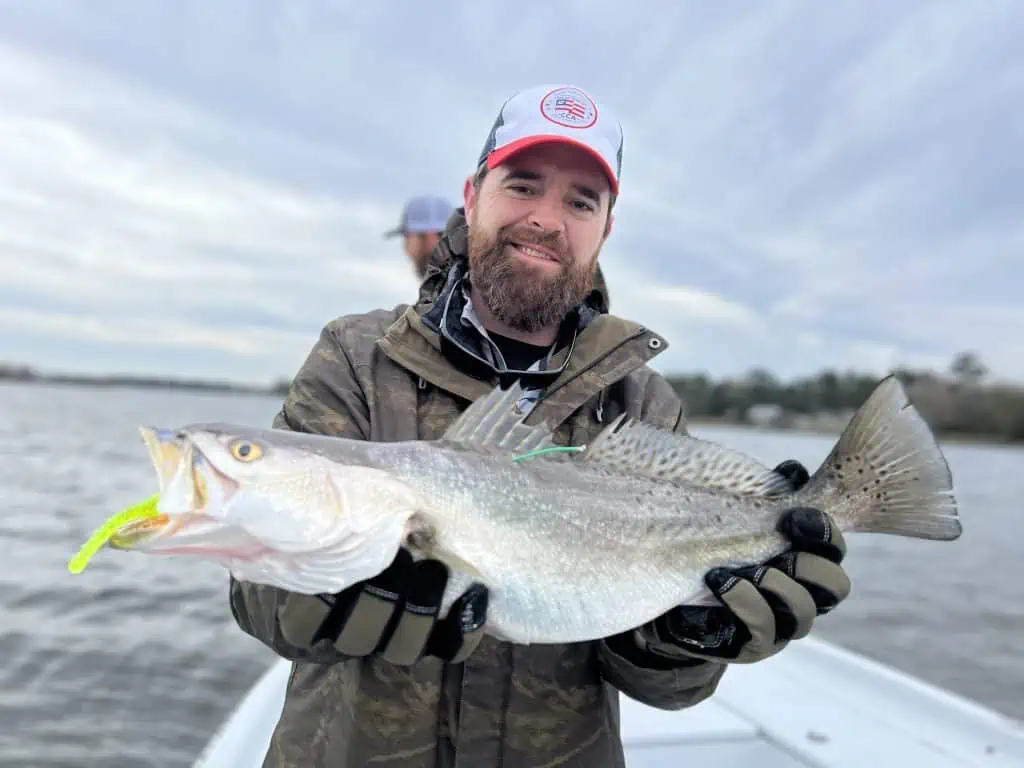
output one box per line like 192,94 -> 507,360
229,83 -> 852,768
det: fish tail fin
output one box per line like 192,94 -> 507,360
800,375 -> 961,541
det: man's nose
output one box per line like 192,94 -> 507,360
526,193 -> 565,233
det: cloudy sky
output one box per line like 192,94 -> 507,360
1,1 -> 1021,386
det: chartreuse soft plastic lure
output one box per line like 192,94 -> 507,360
67,493 -> 161,574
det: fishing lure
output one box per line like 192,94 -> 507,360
67,493 -> 161,574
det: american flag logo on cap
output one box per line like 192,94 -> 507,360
540,87 -> 598,129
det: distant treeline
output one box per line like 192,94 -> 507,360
665,352 -> 1024,443
0,363 -> 292,397
4,352 -> 1022,443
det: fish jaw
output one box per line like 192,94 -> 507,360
108,511 -> 268,560
115,427 -> 251,559
138,427 -> 183,494
137,426 -> 240,516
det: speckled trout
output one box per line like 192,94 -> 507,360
108,375 -> 961,644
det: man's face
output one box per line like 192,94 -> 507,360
402,232 -> 439,279
463,142 -> 614,334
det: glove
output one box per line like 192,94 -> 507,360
278,547 -> 488,666
622,459 -> 852,666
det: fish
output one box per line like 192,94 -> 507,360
106,374 -> 961,645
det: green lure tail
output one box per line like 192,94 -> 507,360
67,493 -> 161,574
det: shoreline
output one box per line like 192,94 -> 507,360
3,375 -> 1018,448
0,372 -> 289,397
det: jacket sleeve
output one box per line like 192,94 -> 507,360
597,633 -> 727,710
228,321 -> 372,664
595,371 -> 729,709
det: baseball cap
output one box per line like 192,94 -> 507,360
383,195 -> 454,238
476,84 -> 623,195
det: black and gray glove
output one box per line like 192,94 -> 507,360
613,459 -> 852,667
278,548 -> 488,666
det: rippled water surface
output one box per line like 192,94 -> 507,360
2,381 -> 1021,766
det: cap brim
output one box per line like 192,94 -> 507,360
382,227 -> 404,239
486,135 -> 618,195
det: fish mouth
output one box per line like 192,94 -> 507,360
108,511 -> 266,558
112,427 -> 258,557
137,426 -> 238,514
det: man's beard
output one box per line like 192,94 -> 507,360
467,222 -> 599,334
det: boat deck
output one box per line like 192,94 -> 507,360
195,637 -> 1024,767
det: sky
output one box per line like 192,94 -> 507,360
1,1 -> 1022,386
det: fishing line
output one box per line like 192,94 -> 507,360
512,446 -> 585,462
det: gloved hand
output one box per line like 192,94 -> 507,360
278,548 -> 488,666
622,459 -> 852,667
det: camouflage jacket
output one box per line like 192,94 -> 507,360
229,210 -> 727,767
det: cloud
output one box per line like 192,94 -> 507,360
1,1 -> 1022,385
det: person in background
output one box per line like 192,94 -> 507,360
230,83 -> 852,768
384,194 -> 455,278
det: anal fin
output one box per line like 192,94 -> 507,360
580,415 -> 794,497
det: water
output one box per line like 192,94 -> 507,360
1,381 -> 1021,767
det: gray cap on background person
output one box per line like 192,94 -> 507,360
383,195 -> 454,238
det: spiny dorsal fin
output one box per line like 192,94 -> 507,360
579,414 -> 794,497
439,378 -> 556,455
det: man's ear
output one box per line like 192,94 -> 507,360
603,210 -> 615,239
463,174 -> 478,220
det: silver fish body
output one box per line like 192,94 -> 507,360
110,375 -> 961,645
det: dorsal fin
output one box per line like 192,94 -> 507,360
439,378 -> 556,455
578,414 -> 794,497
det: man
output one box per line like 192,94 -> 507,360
230,83 -> 852,768
385,194 -> 455,278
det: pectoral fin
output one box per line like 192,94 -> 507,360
404,514 -> 488,583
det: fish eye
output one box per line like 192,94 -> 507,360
228,439 -> 263,462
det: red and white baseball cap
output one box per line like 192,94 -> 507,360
476,84 -> 623,195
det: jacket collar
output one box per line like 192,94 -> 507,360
418,257 -> 591,389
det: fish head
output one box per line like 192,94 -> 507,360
109,424 -> 415,593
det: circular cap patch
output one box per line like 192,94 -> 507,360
539,87 -> 598,129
